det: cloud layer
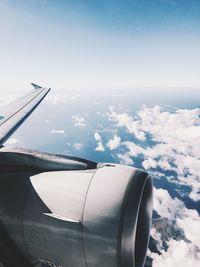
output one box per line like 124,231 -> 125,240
107,105 -> 200,201
104,105 -> 200,266
150,188 -> 200,267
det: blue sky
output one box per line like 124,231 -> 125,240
0,0 -> 200,93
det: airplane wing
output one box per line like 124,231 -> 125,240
0,84 -> 50,146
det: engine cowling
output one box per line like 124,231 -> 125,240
0,148 -> 153,267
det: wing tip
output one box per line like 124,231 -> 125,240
31,83 -> 42,90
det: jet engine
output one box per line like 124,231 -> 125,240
0,147 -> 153,267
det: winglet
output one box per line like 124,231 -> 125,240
31,83 -> 42,90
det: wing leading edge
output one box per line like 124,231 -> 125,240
0,84 -> 50,146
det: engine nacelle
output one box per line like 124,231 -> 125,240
0,148 -> 153,267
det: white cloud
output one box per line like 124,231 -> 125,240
151,188 -> 200,266
150,239 -> 200,267
157,159 -> 171,170
122,141 -> 144,156
153,189 -> 200,245
107,106 -> 146,141
0,94 -> 20,108
47,94 -> 81,105
5,137 -> 19,145
107,106 -> 200,201
107,135 -> 121,150
50,129 -> 65,134
142,158 -> 157,170
153,188 -> 184,220
115,141 -> 143,166
94,132 -> 105,152
150,228 -> 163,250
73,143 -> 84,150
95,141 -> 105,152
72,115 -> 86,127
94,132 -> 102,141
117,153 -> 133,165
177,209 -> 200,248
45,119 -> 52,123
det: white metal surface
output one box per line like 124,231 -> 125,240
83,164 -> 137,267
30,170 -> 96,222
